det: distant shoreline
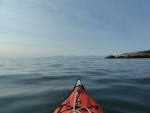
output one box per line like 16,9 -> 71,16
106,50 -> 150,58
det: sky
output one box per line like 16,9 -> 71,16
0,0 -> 150,58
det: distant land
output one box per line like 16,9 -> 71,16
48,56 -> 104,58
106,50 -> 150,58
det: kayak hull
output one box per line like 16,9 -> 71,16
53,80 -> 105,113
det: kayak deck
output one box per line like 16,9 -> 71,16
53,80 -> 105,113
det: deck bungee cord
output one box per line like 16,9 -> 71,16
68,87 -> 91,113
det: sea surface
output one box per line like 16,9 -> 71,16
0,58 -> 150,113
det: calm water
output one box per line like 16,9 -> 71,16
0,58 -> 150,113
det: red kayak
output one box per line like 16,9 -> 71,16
53,79 -> 105,113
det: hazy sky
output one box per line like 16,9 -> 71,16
0,0 -> 150,57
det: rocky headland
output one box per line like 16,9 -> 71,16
106,50 -> 150,58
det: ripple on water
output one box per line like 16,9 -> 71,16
0,58 -> 150,113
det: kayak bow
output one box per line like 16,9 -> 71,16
53,79 -> 105,113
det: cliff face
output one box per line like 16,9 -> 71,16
106,50 -> 150,58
